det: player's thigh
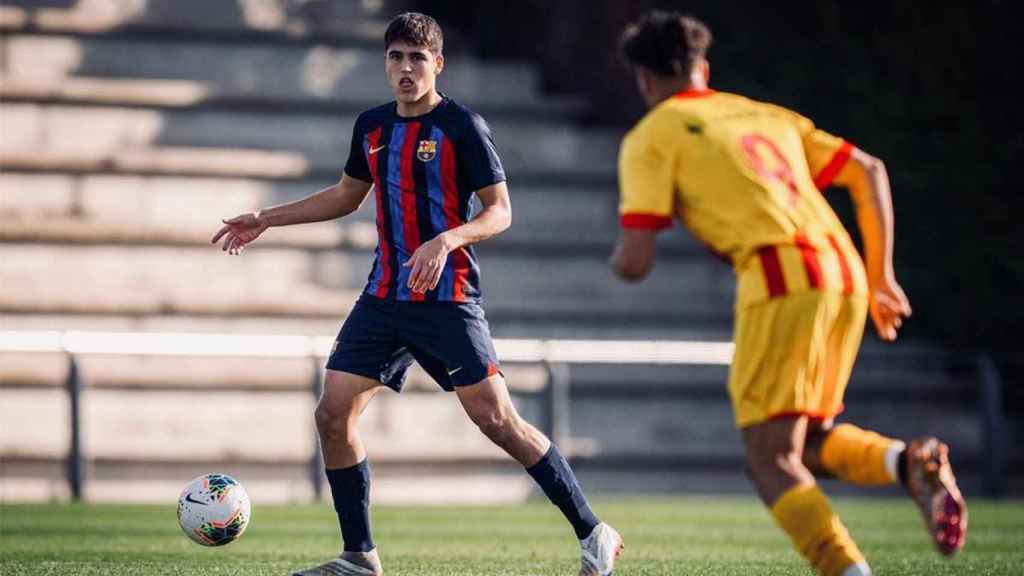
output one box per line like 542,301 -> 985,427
820,294 -> 869,408
728,292 -> 833,427
454,373 -> 517,423
742,415 -> 810,462
317,369 -> 384,420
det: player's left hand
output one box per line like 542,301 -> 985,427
404,235 -> 451,294
869,277 -> 912,342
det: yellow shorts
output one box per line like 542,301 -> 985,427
728,290 -> 868,428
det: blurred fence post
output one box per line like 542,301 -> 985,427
543,361 -> 571,451
976,353 -> 1006,497
309,353 -> 324,501
66,353 -> 84,502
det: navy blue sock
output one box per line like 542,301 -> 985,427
325,460 -> 374,552
526,444 -> 600,540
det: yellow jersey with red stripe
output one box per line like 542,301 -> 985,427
618,89 -> 867,307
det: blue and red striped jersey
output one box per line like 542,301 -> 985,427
344,96 -> 505,302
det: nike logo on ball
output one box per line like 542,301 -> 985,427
184,494 -> 206,506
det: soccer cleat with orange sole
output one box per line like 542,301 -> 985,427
905,437 -> 967,556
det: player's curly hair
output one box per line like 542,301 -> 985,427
620,10 -> 711,76
385,12 -> 443,54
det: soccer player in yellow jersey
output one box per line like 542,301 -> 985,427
610,11 -> 967,576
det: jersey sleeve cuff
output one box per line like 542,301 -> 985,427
620,213 -> 673,230
343,169 -> 373,184
813,140 -> 854,190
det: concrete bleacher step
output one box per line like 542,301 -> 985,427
0,33 -> 568,112
0,0 -> 388,40
0,243 -> 361,317
0,241 -> 734,319
0,172 -> 343,247
0,102 -> 622,179
478,249 -> 735,319
0,312 -> 345,336
1,172 -> 709,252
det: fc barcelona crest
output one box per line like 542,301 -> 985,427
417,140 -> 437,162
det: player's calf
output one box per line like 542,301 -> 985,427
744,418 -> 870,576
809,423 -> 905,486
457,375 -> 549,465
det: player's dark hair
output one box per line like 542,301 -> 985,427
385,12 -> 443,54
620,10 -> 711,76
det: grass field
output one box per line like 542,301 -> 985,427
2,497 -> 1022,575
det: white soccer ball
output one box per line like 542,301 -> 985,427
177,473 -> 252,546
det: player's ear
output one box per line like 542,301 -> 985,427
434,52 -> 444,76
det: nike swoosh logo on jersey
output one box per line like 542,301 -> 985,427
369,145 -> 387,154
184,494 -> 206,506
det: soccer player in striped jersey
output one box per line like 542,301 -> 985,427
212,12 -> 621,576
610,10 -> 966,576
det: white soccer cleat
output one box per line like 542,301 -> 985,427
290,549 -> 383,576
578,522 -> 624,576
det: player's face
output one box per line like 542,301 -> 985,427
386,41 -> 443,103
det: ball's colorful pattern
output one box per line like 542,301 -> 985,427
177,473 -> 251,547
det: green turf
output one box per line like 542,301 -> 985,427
1,497 -> 1021,575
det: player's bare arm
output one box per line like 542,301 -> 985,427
834,147 -> 912,341
610,228 -> 657,282
405,181 -> 511,293
210,173 -> 372,255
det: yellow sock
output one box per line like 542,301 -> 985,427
771,484 -> 866,576
820,423 -> 904,486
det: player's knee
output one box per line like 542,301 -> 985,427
746,445 -> 804,477
314,401 -> 351,442
471,409 -> 518,446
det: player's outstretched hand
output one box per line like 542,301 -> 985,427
869,277 -> 912,342
404,236 -> 451,294
211,212 -> 269,255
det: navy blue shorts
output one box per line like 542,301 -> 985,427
326,294 -> 500,392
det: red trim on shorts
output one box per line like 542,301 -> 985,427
757,245 -> 787,298
620,213 -> 673,230
486,362 -> 499,377
827,234 -> 854,295
769,411 -> 830,421
768,404 -> 845,422
794,233 -> 824,289
813,141 -> 854,190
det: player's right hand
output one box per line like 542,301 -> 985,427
869,278 -> 912,342
211,212 -> 269,255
